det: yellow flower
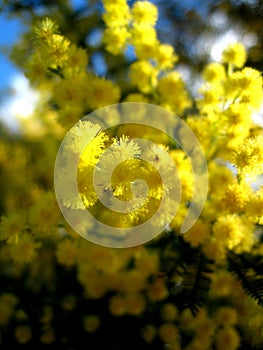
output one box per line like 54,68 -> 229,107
184,220 -> 210,247
40,328 -> 55,344
83,315 -> 100,333
140,324 -> 156,344
203,63 -> 226,82
158,322 -> 178,344
33,17 -> 59,44
147,277 -> 168,301
213,214 -> 254,251
14,325 -> 32,344
202,238 -> 226,261
221,182 -> 251,213
109,294 -> 126,316
131,1 -> 158,26
231,136 -> 263,176
64,120 -> 107,157
86,77 -> 121,109
161,303 -> 178,321
0,293 -> 18,326
66,45 -> 88,70
24,52 -> 48,85
197,85 -> 223,112
0,212 -> 26,243
28,191 -> 61,234
155,43 -> 178,70
215,326 -> 240,350
124,93 -> 149,102
226,68 -> 262,110
103,4 -> 130,27
222,43 -> 246,68
214,307 -> 238,326
129,60 -> 157,93
9,234 -> 41,264
132,25 -> 157,47
158,71 -> 191,112
46,34 -> 70,68
56,239 -> 78,267
125,293 -> 146,315
53,72 -> 88,108
103,27 -> 130,55
246,186 -> 263,224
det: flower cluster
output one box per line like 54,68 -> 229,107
0,1 -> 263,349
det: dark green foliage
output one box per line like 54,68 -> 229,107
159,234 -> 214,315
227,251 -> 263,306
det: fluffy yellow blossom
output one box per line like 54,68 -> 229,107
103,27 -> 130,55
226,68 -> 263,110
103,4 -> 130,27
66,45 -> 88,70
161,303 -> 178,321
202,237 -> 226,261
129,60 -> 157,93
183,220 -> 210,247
9,234 -> 41,264
33,17 -> 59,44
132,25 -> 157,47
56,121 -> 109,210
28,191 -> 61,234
140,324 -> 156,343
221,182 -> 251,213
231,136 -> 263,176
66,120 -> 107,158
39,305 -> 53,324
155,43 -> 178,70
203,63 -> 226,82
223,104 -> 252,146
197,85 -> 223,112
83,315 -> 100,333
246,186 -> 263,224
86,77 -> 121,109
134,249 -> 159,276
210,271 -> 241,298
124,93 -> 149,102
158,323 -> 178,344
158,71 -> 191,112
158,71 -> 185,99
0,212 -> 26,243
213,214 -> 254,251
53,72 -> 88,108
125,293 -> 146,315
214,307 -> 238,326
117,270 -> 147,293
24,52 -> 49,86
109,294 -> 126,316
131,1 -> 158,26
0,293 -> 18,326
222,43 -> 246,68
46,34 -> 70,68
40,328 -> 55,344
14,325 -> 32,344
147,277 -> 168,301
215,326 -> 240,350
56,239 -> 78,267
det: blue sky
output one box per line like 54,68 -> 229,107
0,15 -> 25,89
